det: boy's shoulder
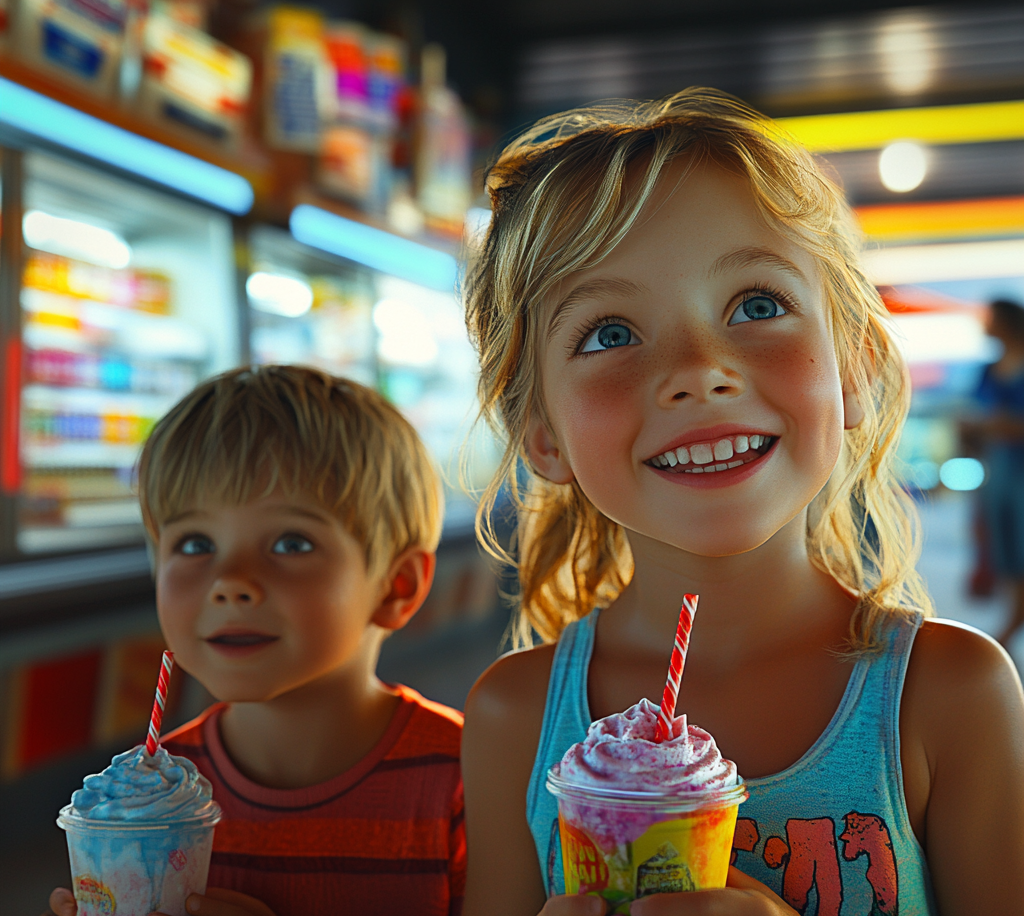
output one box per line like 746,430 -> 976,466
162,702 -> 225,752
387,683 -> 464,760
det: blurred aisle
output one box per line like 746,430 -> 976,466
916,490 -> 1024,674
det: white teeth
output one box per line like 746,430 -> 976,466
690,443 -> 713,464
727,459 -> 743,469
651,433 -> 771,470
690,466 -> 704,473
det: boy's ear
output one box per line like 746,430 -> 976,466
524,414 -> 575,484
372,547 -> 436,632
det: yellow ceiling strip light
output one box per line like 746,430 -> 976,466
776,100 -> 1024,152
855,196 -> 1024,242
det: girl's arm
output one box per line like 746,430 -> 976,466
902,620 -> 1024,915
462,646 -> 556,916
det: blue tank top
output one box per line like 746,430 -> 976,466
526,609 -> 938,916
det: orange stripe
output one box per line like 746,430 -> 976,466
213,816 -> 452,858
855,196 -> 1024,242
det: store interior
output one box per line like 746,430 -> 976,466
0,0 -> 1022,911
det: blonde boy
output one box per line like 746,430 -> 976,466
51,366 -> 465,916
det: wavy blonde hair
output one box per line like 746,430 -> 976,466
465,87 -> 932,651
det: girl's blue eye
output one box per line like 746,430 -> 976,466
179,535 -> 214,556
729,295 -> 786,325
272,535 -> 313,555
580,323 -> 637,353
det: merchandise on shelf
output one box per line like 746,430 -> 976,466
137,12 -> 253,145
13,0 -> 129,96
415,44 -> 472,238
19,250 -> 206,552
262,6 -> 326,152
317,23 -> 405,214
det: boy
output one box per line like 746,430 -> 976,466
50,366 -> 465,916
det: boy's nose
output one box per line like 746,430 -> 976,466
210,576 -> 264,606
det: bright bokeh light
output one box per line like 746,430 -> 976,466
876,14 -> 935,95
939,457 -> 985,491
888,312 -> 991,364
464,207 -> 492,247
879,141 -> 928,193
246,272 -> 314,318
906,460 -> 940,490
23,210 -> 131,268
373,297 -> 439,367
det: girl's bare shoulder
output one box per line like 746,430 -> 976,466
902,617 -> 1024,755
464,642 -> 558,733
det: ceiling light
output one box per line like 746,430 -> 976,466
879,141 -> 928,193
23,210 -> 132,268
246,272 -> 314,318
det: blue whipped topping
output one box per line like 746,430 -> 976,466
70,745 -> 217,822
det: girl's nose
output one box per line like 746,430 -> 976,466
657,337 -> 745,406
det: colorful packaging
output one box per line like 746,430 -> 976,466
549,770 -> 746,913
137,13 -> 252,145
14,0 -> 128,96
263,6 -> 327,152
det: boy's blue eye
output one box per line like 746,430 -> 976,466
272,535 -> 314,555
580,323 -> 637,353
729,295 -> 786,325
179,535 -> 214,556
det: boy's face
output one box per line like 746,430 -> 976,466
155,490 -> 386,703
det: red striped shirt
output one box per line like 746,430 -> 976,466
162,685 -> 465,916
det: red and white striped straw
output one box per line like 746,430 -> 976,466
145,651 -> 174,756
654,594 -> 698,743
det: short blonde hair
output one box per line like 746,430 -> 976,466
139,365 -> 443,577
466,87 -> 932,651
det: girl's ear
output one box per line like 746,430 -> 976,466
843,381 -> 865,430
525,414 -> 575,484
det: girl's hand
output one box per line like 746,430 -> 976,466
630,868 -> 796,914
540,869 -> 797,916
153,889 -> 278,916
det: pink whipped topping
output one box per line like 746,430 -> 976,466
557,698 -> 737,792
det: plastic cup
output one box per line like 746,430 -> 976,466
58,804 -> 222,916
547,767 -> 747,914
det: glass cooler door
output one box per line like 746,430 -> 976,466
17,151 -> 240,554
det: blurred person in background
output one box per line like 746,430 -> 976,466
962,299 -> 1024,646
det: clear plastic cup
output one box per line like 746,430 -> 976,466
58,804 -> 222,916
547,767 -> 747,914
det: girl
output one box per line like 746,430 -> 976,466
461,89 -> 1024,916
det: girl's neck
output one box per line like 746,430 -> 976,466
606,510 -> 854,667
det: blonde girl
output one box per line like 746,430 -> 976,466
461,89 -> 1024,916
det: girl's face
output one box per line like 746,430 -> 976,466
527,160 -> 859,558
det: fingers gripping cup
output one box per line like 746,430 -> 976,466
548,596 -> 747,913
57,651 -> 222,916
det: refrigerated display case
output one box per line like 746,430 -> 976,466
12,150 -> 241,555
247,224 -> 377,386
247,223 -> 499,530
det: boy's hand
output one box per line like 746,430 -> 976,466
45,887 -> 76,916
152,888 -> 278,916
46,887 -> 276,916
538,868 -> 797,916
